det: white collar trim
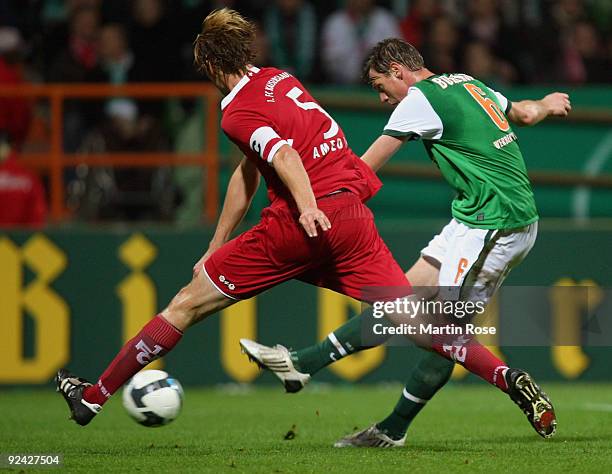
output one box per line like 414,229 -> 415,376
221,66 -> 261,110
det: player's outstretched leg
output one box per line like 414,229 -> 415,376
423,331 -> 557,437
55,315 -> 182,426
55,270 -> 232,425
240,308 -> 392,393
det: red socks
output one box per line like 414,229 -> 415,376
431,334 -> 508,391
83,315 -> 182,405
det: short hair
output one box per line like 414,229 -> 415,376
193,8 -> 256,78
362,38 -> 425,84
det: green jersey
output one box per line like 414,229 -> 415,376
382,73 -> 538,229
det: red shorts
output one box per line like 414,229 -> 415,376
203,192 -> 410,302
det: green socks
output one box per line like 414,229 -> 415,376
291,307 -> 391,374
291,313 -> 361,374
377,351 -> 454,440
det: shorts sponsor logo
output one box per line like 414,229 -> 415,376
219,275 -> 236,291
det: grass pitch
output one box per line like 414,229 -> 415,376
1,383 -> 611,473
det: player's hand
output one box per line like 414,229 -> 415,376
299,207 -> 331,238
543,92 -> 571,117
192,241 -> 222,277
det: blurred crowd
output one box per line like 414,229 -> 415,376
1,0 -> 610,87
0,0 -> 610,225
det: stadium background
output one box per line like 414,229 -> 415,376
1,0 -> 611,390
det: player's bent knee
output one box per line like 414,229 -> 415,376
162,271 -> 235,330
163,296 -> 199,331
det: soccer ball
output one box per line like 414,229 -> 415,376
122,370 -> 184,427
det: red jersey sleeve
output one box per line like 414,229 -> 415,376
222,109 -> 290,164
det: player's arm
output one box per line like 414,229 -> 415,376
193,157 -> 260,275
507,93 -> 571,127
210,157 -> 260,244
272,144 -> 331,238
361,135 -> 406,172
221,109 -> 330,238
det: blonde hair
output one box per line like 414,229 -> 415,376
193,8 -> 256,78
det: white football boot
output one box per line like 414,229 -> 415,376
239,339 -> 311,393
333,425 -> 406,448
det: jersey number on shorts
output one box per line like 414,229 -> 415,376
286,87 -> 339,140
464,83 -> 510,132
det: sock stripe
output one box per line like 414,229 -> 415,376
493,365 -> 509,389
327,332 -> 347,356
402,388 -> 428,405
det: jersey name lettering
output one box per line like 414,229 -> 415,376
432,74 -> 475,89
313,137 -> 347,159
264,72 -> 292,102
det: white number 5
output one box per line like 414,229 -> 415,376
286,87 -> 339,140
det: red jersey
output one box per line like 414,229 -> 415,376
0,153 -> 47,227
220,67 -> 381,209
